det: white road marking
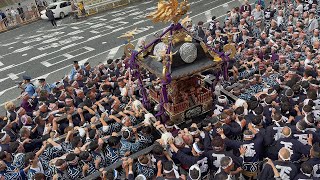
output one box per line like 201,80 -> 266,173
41,37 -> 61,44
41,61 -> 52,67
41,46 -> 95,67
106,46 -> 121,60
135,26 -> 154,34
133,20 -> 147,25
94,21 -> 129,33
205,11 -> 212,22
90,23 -> 106,28
0,41 -> 19,46
38,36 -> 84,51
0,0 -> 236,73
71,21 -> 85,25
90,30 -> 100,34
0,0 -> 236,105
110,17 -> 126,22
102,42 -> 107,44
141,1 -> 153,5
63,53 -> 75,59
146,6 -> 157,11
67,30 -> 84,35
8,47 -> 13,49
112,8 -> 140,17
13,46 -> 33,53
29,53 -> 48,61
133,14 -> 147,20
0,61 -> 3,66
204,0 -> 220,6
0,86 -> 16,98
71,27 -> 79,29
87,35 -> 102,41
37,27 -> 66,32
189,0 -> 205,5
0,71 -> 25,82
22,54 -> 27,56
60,43 -> 77,50
91,15 -> 106,19
7,73 -> 20,80
111,27 -> 125,33
223,3 -> 229,8
56,21 -> 62,26
130,11 -> 143,16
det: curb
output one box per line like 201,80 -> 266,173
0,18 -> 41,33
85,0 -> 144,16
0,0 -> 145,33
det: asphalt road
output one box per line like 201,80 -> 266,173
0,0 -> 253,114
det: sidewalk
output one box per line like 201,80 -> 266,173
0,0 -> 145,33
0,16 -> 41,33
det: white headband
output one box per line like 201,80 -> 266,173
268,89 -> 277,96
218,95 -> 227,104
282,129 -> 292,138
304,116 -> 313,125
39,103 -> 46,109
192,143 -> 204,154
279,151 -> 291,161
136,174 -> 146,180
138,157 -> 149,166
243,133 -> 255,139
189,164 -> 201,180
67,156 -> 79,165
222,157 -> 233,169
190,131 -> 198,136
163,167 -> 174,174
0,133 -> 7,142
165,124 -> 174,129
296,123 -> 305,132
213,146 -> 223,151
55,162 -> 67,169
16,107 -> 23,114
123,129 -> 131,139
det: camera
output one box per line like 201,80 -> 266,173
15,81 -> 23,86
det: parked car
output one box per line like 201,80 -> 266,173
40,1 -> 72,19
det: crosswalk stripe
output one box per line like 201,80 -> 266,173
106,46 -> 121,60
205,11 -> 212,23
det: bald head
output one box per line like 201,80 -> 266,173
279,147 -> 291,161
282,126 -> 291,137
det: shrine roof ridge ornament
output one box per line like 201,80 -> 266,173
146,0 -> 190,24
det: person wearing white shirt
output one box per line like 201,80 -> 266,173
296,1 -> 304,14
311,29 -> 319,44
308,12 -> 318,33
251,5 -> 264,20
10,7 -> 17,25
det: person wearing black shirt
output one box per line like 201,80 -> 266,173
259,147 -> 298,180
219,124 -> 263,179
305,143 -> 320,178
294,162 -> 313,180
204,136 -> 244,177
17,3 -> 24,21
273,126 -> 311,164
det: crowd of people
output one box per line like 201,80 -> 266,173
0,0 -> 52,31
0,2 -> 40,29
2,0 -> 320,179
